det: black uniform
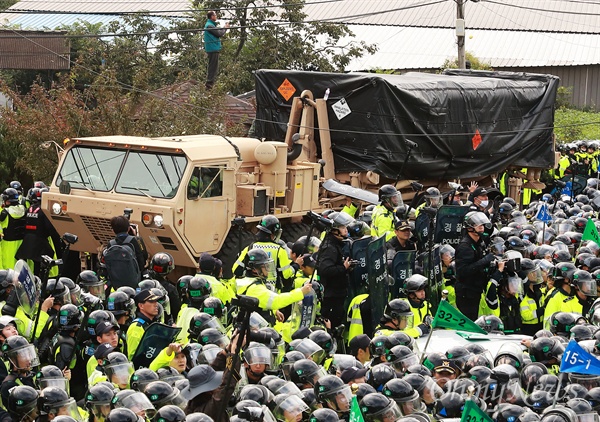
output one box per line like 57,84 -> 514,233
455,234 -> 495,321
317,233 -> 351,329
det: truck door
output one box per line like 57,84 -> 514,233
184,165 -> 232,255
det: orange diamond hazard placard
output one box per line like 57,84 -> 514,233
472,129 -> 482,150
278,79 -> 296,101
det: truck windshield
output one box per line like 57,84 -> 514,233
57,146 -> 188,198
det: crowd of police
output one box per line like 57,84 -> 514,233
1,164 -> 600,422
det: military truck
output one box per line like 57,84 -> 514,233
42,69 -> 559,276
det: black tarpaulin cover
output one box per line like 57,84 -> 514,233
253,69 -> 559,181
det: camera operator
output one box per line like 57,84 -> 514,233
236,249 -> 313,325
455,212 -> 496,321
181,330 -> 243,422
317,212 -> 355,329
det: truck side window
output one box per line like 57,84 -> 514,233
187,167 -> 223,200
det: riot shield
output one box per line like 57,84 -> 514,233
390,251 -> 416,299
421,246 -> 443,314
132,323 -> 182,369
434,206 -> 470,247
14,260 -> 39,319
414,212 -> 432,253
367,236 -> 388,332
348,237 -> 371,300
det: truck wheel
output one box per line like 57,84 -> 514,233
216,229 -> 256,279
281,222 -> 312,244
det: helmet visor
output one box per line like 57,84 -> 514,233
325,385 -> 352,412
569,374 -> 600,390
579,279 -> 598,297
527,268 -> 544,285
201,316 -> 226,334
397,396 -> 423,416
8,345 -> 40,370
370,400 -> 402,422
274,395 -> 309,422
104,362 -> 134,388
50,398 -> 83,422
90,403 -> 112,420
294,339 -> 325,365
84,282 -> 106,301
69,285 -> 82,307
276,381 -> 303,396
38,377 -> 70,395
197,346 -> 221,365
391,353 -> 419,373
468,213 -> 492,229
53,289 -> 71,306
249,312 -> 270,331
245,347 -> 274,367
420,378 -> 444,405
120,392 -> 156,419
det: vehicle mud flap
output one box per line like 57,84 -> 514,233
414,212 -> 432,253
132,323 -> 182,369
420,245 -> 443,314
322,179 -> 379,205
390,251 -> 416,299
367,235 -> 388,332
348,237 -> 371,301
433,206 -> 471,247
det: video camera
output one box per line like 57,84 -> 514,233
62,233 -> 78,245
305,211 -> 334,232
231,295 -> 273,345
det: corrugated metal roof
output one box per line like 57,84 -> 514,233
3,0 -> 600,33
344,26 -> 600,71
0,30 -> 70,69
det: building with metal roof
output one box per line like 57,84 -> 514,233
2,0 -> 600,106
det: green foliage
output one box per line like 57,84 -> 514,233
555,108 -> 600,143
441,52 -> 493,71
555,86 -> 573,109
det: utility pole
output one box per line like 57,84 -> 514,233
456,0 -> 466,69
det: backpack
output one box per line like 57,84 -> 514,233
102,235 -> 141,289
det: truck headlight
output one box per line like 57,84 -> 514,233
51,202 -> 62,215
153,215 -> 163,228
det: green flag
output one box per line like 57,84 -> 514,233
582,218 -> 600,244
349,396 -> 364,422
460,399 -> 493,422
431,300 -> 488,335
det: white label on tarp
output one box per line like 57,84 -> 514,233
332,98 -> 351,120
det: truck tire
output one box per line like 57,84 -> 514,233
216,229 -> 256,279
281,223 -> 312,244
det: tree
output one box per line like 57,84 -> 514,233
441,51 -> 492,71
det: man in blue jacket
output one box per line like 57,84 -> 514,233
204,11 -> 230,89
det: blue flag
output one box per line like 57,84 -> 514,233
535,203 -> 552,223
560,340 -> 600,375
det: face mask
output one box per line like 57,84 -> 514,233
479,200 -> 489,208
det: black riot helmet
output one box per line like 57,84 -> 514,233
309,408 -> 339,422
176,275 -> 193,302
3,188 -> 19,206
245,249 -> 275,279
106,291 -> 135,318
152,405 -> 185,422
308,330 -> 336,357
549,312 -> 577,337
202,297 -> 225,319
7,385 -> 38,420
365,364 -> 397,392
106,408 -> 139,422
378,185 -> 401,208
188,276 -> 212,306
359,393 -> 402,422
58,304 -> 83,332
313,375 -> 352,413
256,215 -> 282,239
291,359 -> 325,387
433,392 -> 465,419
383,299 -> 413,322
130,368 -> 159,392
150,253 -> 175,275
493,404 -> 527,422
520,363 -> 549,393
